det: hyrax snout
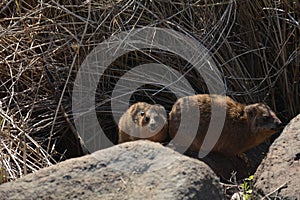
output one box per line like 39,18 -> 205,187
168,94 -> 283,156
118,102 -> 168,144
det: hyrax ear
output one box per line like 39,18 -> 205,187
244,104 -> 257,118
155,104 -> 164,111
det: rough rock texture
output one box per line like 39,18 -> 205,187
0,141 -> 223,200
254,114 -> 300,199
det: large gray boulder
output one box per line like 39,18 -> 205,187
0,140 -> 222,200
254,114 -> 300,199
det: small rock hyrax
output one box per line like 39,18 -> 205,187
118,102 -> 168,144
169,94 -> 283,156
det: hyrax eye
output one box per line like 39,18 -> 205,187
140,111 -> 145,116
247,110 -> 254,118
262,116 -> 269,121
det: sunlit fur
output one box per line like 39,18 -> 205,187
169,94 -> 283,155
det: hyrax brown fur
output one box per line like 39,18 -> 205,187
169,94 -> 283,156
118,102 -> 168,144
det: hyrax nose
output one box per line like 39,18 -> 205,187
149,119 -> 156,126
274,118 -> 283,128
149,120 -> 158,130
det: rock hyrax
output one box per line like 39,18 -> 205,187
169,94 -> 283,156
118,102 -> 168,144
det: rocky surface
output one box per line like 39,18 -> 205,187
0,140 -> 223,200
254,114 -> 300,199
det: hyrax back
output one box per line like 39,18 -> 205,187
118,102 -> 168,144
169,94 -> 283,155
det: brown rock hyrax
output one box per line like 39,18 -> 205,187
118,102 -> 168,144
169,94 -> 283,156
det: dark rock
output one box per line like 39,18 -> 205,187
254,114 -> 300,199
0,141 -> 223,200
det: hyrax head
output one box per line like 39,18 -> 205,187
244,103 -> 283,137
130,102 -> 167,135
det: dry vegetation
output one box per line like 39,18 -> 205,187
0,0 -> 299,189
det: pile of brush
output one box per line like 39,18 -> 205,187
0,0 -> 299,184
